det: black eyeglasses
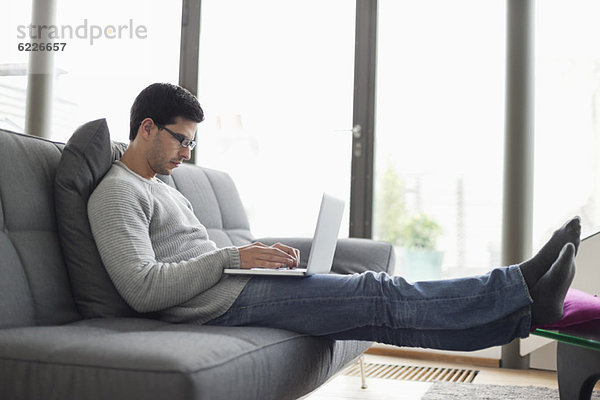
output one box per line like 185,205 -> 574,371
157,125 -> 197,150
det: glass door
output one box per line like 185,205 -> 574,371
373,0 -> 507,281
534,0 -> 600,246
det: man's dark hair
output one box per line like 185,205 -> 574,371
129,82 -> 204,140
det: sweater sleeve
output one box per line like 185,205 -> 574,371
87,178 -> 241,313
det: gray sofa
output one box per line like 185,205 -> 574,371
0,124 -> 395,400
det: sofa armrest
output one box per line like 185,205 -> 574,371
256,237 -> 395,275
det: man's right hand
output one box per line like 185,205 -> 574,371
237,242 -> 300,269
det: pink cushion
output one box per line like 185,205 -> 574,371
533,288 -> 600,331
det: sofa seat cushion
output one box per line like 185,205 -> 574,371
0,318 -> 368,400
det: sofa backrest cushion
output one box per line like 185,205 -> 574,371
54,119 -> 139,318
159,166 -> 254,247
0,130 -> 80,328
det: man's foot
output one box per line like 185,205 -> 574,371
519,217 -> 580,289
530,242 -> 576,326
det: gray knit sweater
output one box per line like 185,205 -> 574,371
88,161 -> 251,324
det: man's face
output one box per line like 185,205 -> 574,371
147,117 -> 198,176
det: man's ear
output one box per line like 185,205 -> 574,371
138,118 -> 155,141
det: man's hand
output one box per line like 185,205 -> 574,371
237,242 -> 300,269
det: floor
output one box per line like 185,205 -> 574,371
303,353 -> 559,400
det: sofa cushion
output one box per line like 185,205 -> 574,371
0,130 -> 80,328
0,318 -> 369,400
54,119 -> 137,318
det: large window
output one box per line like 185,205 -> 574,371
372,0 -> 507,280
196,0 -> 356,238
0,1 -> 32,132
2,0 -> 182,143
534,0 -> 600,245
52,0 -> 182,143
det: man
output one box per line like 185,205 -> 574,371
88,82 -> 580,351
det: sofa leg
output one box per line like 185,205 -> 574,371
359,355 -> 368,389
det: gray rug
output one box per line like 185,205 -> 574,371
422,382 -> 600,399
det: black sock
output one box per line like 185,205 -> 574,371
530,243 -> 576,326
519,217 -> 580,290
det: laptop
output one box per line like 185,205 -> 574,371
224,193 -> 345,276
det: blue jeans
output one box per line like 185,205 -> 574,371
207,267 -> 532,351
